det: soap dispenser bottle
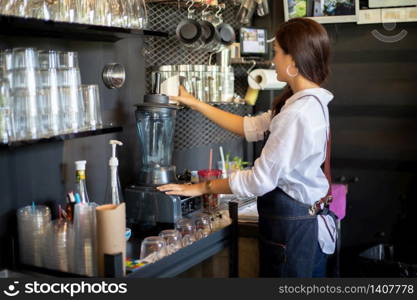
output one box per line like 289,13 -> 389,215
105,140 -> 123,205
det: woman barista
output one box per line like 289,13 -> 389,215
157,18 -> 336,277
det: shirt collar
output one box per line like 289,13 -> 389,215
285,88 -> 334,107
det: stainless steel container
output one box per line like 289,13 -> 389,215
178,64 -> 193,95
220,66 -> 234,103
207,65 -> 220,103
192,65 -> 206,102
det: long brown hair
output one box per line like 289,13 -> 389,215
272,18 -> 330,116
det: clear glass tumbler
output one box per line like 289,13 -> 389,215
140,236 -> 167,261
12,87 -> 41,140
81,84 -> 102,130
59,0 -> 79,23
194,213 -> 212,239
38,50 -> 60,69
77,0 -> 96,25
175,219 -> 197,246
159,229 -> 182,254
12,48 -> 39,69
58,67 -> 84,132
58,51 -> 79,68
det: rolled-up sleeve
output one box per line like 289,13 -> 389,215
243,110 -> 272,142
229,110 -> 315,197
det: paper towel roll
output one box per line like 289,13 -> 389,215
96,203 -> 126,276
248,69 -> 287,90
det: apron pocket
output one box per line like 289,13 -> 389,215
259,237 -> 287,277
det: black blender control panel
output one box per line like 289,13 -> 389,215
180,196 -> 202,215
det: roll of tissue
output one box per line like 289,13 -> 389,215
248,69 -> 287,90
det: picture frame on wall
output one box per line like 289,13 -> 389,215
283,0 -> 357,24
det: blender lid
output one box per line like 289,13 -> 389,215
135,102 -> 181,110
135,93 -> 181,110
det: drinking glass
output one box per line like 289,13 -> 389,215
8,0 -> 29,18
77,0 -> 96,25
108,0 -> 125,28
194,213 -> 212,239
58,67 -> 84,132
11,68 -> 40,92
0,78 -> 13,143
0,49 -> 13,72
0,0 -> 17,16
39,68 -> 61,135
58,51 -> 79,68
59,0 -> 78,23
38,50 -> 60,69
128,0 -> 148,29
81,84 -> 102,130
159,229 -> 182,254
29,0 -> 58,20
139,236 -> 167,262
12,87 -> 41,140
95,1 -> 112,26
175,219 -> 196,246
12,48 -> 39,69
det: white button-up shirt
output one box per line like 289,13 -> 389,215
229,88 -> 336,254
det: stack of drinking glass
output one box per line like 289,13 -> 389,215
17,205 -> 51,267
0,48 -> 103,143
0,0 -> 148,29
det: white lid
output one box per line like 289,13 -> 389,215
75,160 -> 87,171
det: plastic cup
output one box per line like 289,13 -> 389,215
198,169 -> 222,213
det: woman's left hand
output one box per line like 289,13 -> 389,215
157,183 -> 205,197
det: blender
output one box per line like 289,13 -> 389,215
125,73 -> 199,236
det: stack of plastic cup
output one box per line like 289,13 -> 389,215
42,219 -> 73,272
72,203 -> 97,276
17,205 -> 51,267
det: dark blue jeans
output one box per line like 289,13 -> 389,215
258,187 -> 322,277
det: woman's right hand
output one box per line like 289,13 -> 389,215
170,85 -> 201,109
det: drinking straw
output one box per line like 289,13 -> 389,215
61,209 -> 67,220
69,191 -> 75,203
219,146 -> 226,177
209,148 -> 213,171
74,193 -> 81,204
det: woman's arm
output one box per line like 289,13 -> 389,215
171,86 -> 244,137
157,178 -> 232,196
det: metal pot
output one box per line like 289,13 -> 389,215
176,18 -> 204,49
